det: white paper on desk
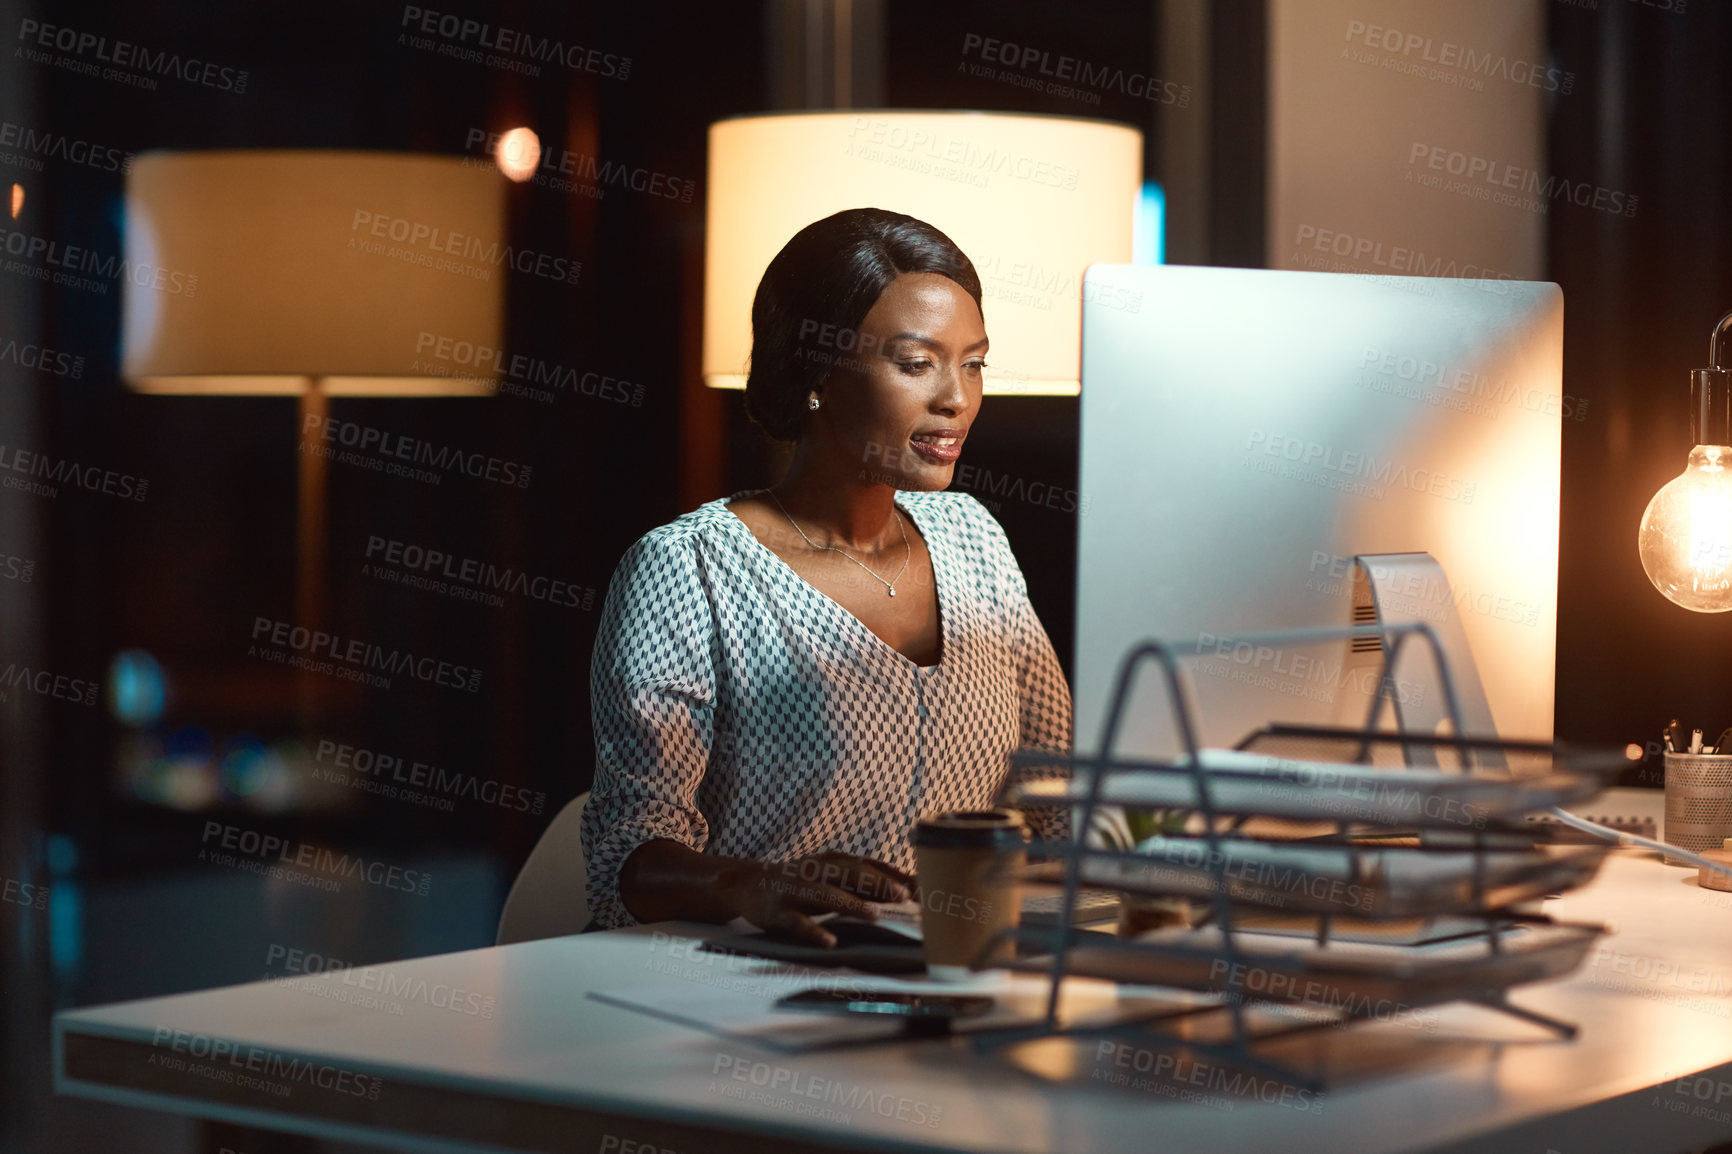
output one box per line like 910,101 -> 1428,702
590,971 -> 1211,1054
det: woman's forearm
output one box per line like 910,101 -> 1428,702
617,838 -> 764,924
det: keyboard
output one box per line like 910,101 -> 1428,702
1523,812 -> 1656,843
1022,888 -> 1122,925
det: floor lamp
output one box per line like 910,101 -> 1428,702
120,150 -> 506,721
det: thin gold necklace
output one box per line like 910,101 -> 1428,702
764,488 -> 910,597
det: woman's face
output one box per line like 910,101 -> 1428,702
812,271 -> 987,492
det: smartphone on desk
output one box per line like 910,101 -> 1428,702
776,987 -> 994,1020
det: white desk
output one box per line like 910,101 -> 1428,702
54,790 -> 1732,1154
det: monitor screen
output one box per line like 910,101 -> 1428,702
1074,264 -> 1563,759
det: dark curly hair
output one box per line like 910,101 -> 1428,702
745,207 -> 984,443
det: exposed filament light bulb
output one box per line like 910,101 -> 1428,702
1639,309 -> 1732,612
1639,445 -> 1732,611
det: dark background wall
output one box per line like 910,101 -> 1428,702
1548,0 -> 1732,767
0,2 -> 1723,1152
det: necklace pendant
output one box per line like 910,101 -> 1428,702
888,587 -> 896,597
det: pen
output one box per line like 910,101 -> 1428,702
1692,729 -> 1704,754
1666,719 -> 1687,754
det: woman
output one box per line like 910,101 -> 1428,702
581,207 -> 1073,945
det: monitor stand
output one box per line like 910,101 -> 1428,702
1354,552 -> 1507,771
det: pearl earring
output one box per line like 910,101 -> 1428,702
808,394 -> 821,410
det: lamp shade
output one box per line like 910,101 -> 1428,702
703,111 -> 1142,395
122,150 -> 506,396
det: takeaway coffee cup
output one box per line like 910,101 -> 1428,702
911,809 -> 1028,981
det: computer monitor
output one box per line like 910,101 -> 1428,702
1073,264 -> 1563,759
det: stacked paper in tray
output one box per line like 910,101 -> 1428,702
999,740 -> 1624,1011
1007,747 -> 1612,829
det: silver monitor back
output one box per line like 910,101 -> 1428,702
1074,264 -> 1562,759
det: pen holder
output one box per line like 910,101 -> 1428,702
1664,752 -> 1732,865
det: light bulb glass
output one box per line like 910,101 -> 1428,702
1639,444 -> 1732,612
494,127 -> 539,183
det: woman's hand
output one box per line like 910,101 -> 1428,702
618,841 -> 913,948
721,852 -> 915,947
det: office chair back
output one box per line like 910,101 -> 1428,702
495,791 -> 591,945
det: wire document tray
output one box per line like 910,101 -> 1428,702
981,621 -> 1628,1090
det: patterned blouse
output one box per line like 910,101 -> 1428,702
581,488 -> 1074,929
